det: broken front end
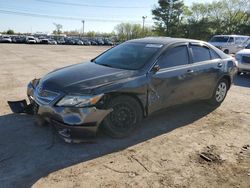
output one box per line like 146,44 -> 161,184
8,79 -> 112,143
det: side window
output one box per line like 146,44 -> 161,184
191,45 -> 211,63
228,37 -> 234,43
158,46 -> 189,68
210,49 -> 221,59
235,37 -> 242,44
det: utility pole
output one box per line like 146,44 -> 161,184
82,20 -> 85,38
142,16 -> 147,32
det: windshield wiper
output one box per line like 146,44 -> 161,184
99,63 -> 113,68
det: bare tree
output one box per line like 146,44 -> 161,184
53,23 -> 63,35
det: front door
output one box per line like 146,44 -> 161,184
147,44 -> 196,114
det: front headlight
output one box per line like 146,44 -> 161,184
57,94 -> 103,107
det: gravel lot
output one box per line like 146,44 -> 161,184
0,44 -> 250,188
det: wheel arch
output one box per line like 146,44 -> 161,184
220,74 -> 232,89
103,92 -> 147,117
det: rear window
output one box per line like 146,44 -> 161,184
191,45 -> 211,63
210,36 -> 229,43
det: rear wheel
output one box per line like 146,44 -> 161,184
101,96 -> 143,138
209,78 -> 229,106
223,49 -> 229,54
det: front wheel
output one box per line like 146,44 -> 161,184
209,78 -> 229,106
101,96 -> 143,138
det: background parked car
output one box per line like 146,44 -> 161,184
209,35 -> 250,54
39,38 -> 57,45
26,36 -> 36,44
103,38 -> 114,46
0,36 -> 12,43
90,39 -> 98,45
12,36 -> 26,43
65,38 -> 75,45
56,39 -> 65,45
49,39 -> 57,45
82,39 -> 91,45
39,38 -> 50,44
235,43 -> 250,75
74,39 -> 84,45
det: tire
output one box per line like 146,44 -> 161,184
209,78 -> 229,106
223,49 -> 229,54
101,95 -> 143,138
237,71 -> 242,75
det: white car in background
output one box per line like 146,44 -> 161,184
209,35 -> 249,54
0,36 -> 12,43
26,36 -> 37,44
235,43 -> 250,75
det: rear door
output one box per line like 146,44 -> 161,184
147,43 -> 196,113
188,43 -> 223,99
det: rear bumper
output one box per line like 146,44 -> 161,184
26,80 -> 111,142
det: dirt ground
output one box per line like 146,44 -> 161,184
0,44 -> 249,188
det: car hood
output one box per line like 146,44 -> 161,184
236,49 -> 250,55
39,61 -> 138,94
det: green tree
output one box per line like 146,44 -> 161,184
115,23 -> 154,41
185,2 -> 214,40
152,0 -> 186,36
152,0 -> 250,40
6,29 -> 14,35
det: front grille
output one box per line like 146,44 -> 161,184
34,86 -> 59,105
242,56 -> 250,64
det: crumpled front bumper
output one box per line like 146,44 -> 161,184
9,80 -> 112,142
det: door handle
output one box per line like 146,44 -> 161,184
187,69 -> 194,73
217,62 -> 223,68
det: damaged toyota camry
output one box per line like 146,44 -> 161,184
8,37 -> 236,142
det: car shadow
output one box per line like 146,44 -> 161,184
0,102 -> 217,188
234,74 -> 250,88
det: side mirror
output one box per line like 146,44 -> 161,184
152,64 -> 160,73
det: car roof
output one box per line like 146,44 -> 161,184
127,37 -> 206,45
127,37 -> 230,60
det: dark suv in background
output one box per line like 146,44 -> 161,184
9,37 -> 236,142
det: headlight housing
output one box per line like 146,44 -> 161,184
56,94 -> 103,107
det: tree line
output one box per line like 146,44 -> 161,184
2,0 -> 249,42
117,0 -> 249,41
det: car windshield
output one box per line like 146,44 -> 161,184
210,36 -> 229,43
94,42 -> 162,70
246,44 -> 250,49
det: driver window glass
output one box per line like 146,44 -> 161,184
157,46 -> 189,69
210,49 -> 221,59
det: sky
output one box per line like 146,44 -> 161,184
0,0 -> 209,34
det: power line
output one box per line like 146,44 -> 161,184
36,0 -> 150,9
0,9 -> 154,23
